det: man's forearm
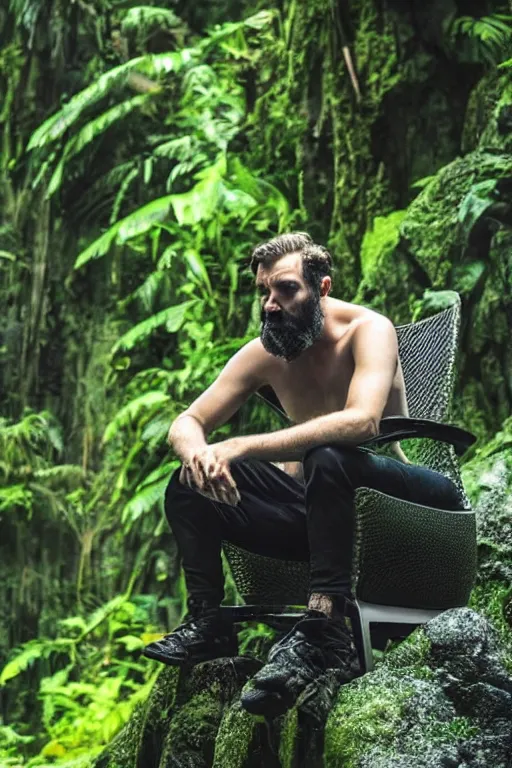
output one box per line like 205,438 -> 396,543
168,414 -> 207,461
235,409 -> 378,462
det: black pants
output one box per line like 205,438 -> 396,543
164,444 -> 464,606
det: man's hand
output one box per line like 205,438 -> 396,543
179,439 -> 243,506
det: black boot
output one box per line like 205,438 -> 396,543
241,607 -> 360,716
142,599 -> 237,667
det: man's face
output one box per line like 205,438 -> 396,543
256,256 -> 325,362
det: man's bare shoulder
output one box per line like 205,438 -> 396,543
348,307 -> 398,360
236,337 -> 278,381
328,299 -> 394,349
331,297 -> 393,327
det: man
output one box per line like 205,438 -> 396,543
142,232 -> 463,716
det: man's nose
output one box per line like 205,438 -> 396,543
263,294 -> 281,313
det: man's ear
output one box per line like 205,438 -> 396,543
320,276 -> 331,297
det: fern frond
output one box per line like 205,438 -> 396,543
27,50 -> 195,151
74,194 -> 176,269
79,595 -> 127,640
110,167 -> 139,224
121,461 -> 177,524
111,299 -> 197,355
153,134 -> 195,159
33,465 -> 86,483
102,392 -> 171,444
0,410 -> 58,459
450,14 -> 512,65
27,57 -> 149,150
45,96 -> 149,197
0,637 -> 73,686
121,475 -> 169,524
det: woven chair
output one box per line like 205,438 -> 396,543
221,296 -> 477,673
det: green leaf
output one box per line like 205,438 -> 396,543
121,474 -> 170,524
27,51 -> 193,151
452,261 -> 486,295
45,96 -> 149,198
0,641 -> 47,685
410,175 -> 436,190
121,6 -> 182,35
102,392 -> 171,444
360,210 -> 407,279
115,634 -> 145,652
169,176 -> 224,225
111,299 -> 198,354
117,196 -> 175,244
0,484 -> 33,512
458,179 -> 498,244
183,250 -> 212,295
230,158 -> 289,228
27,57 -> 148,149
74,195 -> 175,269
411,289 -> 460,321
58,616 -> 87,633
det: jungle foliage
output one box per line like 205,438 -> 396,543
1,0 -> 512,765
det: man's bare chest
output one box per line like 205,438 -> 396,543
267,344 -> 354,426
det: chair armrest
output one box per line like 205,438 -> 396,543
360,416 -> 476,457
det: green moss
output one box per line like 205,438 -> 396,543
278,706 -> 298,768
400,150 -> 512,286
461,71 -> 502,154
382,627 -> 432,672
469,582 -> 512,671
212,701 -> 256,768
324,678 -> 414,768
167,689 -> 222,756
360,210 -> 407,280
92,701 -> 146,768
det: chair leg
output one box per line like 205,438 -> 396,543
347,603 -> 369,675
361,616 -> 374,673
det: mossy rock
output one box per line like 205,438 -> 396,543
92,657 -> 260,768
325,608 -> 512,768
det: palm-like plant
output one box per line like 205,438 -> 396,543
23,7 -> 293,531
445,13 -> 512,66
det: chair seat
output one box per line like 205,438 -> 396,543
222,542 -> 309,605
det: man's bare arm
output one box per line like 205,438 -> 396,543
167,413 -> 209,463
167,339 -> 269,462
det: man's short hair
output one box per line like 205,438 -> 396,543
249,232 -> 334,295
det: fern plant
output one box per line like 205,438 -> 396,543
0,594 -> 163,765
445,13 -> 512,66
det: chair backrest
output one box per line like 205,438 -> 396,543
393,297 -> 470,509
395,300 -> 460,422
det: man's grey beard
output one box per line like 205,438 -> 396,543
260,292 -> 325,362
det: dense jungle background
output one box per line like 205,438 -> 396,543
1,0 -> 512,766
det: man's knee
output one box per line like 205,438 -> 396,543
303,444 -> 367,485
164,465 -> 189,520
